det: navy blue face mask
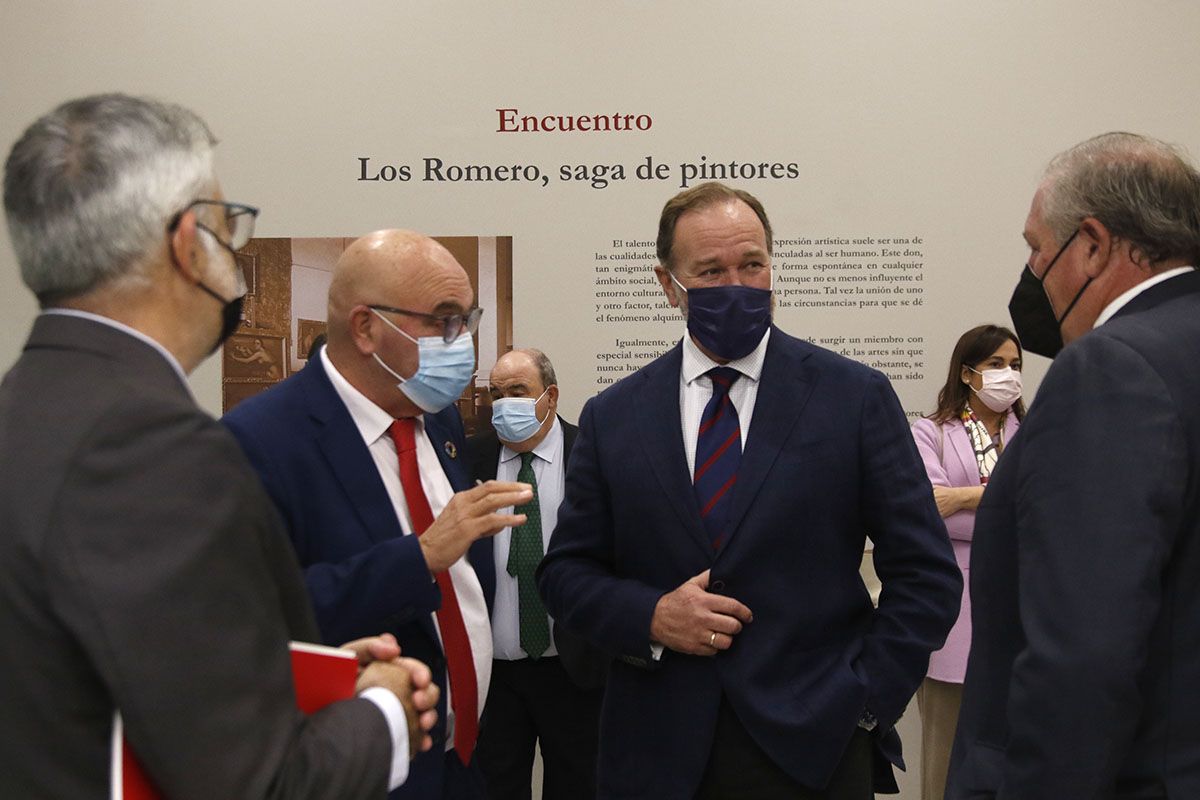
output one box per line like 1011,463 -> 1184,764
671,274 -> 771,361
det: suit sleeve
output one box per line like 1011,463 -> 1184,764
912,417 -> 977,543
47,399 -> 392,799
859,373 -> 963,728
223,414 -> 441,645
998,336 -> 1185,798
537,397 -> 667,661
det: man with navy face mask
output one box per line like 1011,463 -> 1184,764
224,229 -> 533,800
538,182 -> 960,799
466,348 -> 605,800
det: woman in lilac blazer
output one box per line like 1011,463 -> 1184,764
911,324 -> 1025,800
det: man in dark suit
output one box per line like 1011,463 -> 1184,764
537,182 -> 962,799
947,133 -> 1200,799
467,348 -> 605,800
0,94 -> 435,798
224,229 -> 532,799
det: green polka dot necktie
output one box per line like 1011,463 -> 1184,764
507,451 -> 551,659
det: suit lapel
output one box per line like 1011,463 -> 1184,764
635,345 -> 713,558
717,333 -> 815,558
560,417 -> 578,470
947,421 -> 978,485
424,412 -> 470,492
426,411 -> 496,611
301,360 -> 405,547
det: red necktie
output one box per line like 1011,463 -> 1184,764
389,417 -> 478,765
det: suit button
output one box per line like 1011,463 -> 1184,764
710,580 -> 726,592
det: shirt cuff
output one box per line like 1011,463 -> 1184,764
650,642 -> 664,661
360,686 -> 410,790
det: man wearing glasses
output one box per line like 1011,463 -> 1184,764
225,229 -> 531,800
0,94 -> 438,797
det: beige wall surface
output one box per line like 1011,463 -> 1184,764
4,2 -> 1200,420
4,4 -> 1200,795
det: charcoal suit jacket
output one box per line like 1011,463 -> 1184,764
0,314 -> 391,799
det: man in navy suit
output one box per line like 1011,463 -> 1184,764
537,182 -> 961,799
225,229 -> 532,799
947,134 -> 1200,799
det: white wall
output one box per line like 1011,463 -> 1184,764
5,5 -> 1200,796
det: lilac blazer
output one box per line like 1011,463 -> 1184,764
911,413 -> 1021,683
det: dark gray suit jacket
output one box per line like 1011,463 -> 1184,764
948,270 -> 1200,799
0,314 -> 391,799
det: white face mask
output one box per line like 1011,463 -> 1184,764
968,366 -> 1022,413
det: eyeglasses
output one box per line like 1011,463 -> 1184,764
168,199 -> 259,252
369,304 -> 483,344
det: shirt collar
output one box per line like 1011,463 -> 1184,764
40,308 -> 190,390
1094,266 -> 1196,328
500,414 -> 562,465
320,345 -> 416,446
681,326 -> 770,387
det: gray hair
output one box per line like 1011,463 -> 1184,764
3,93 -> 217,303
1040,132 -> 1200,266
515,347 -> 557,389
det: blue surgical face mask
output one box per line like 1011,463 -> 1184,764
371,309 -> 476,413
670,272 -> 772,361
490,388 -> 549,444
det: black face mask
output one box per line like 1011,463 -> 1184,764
1008,230 -> 1091,358
197,282 -> 244,353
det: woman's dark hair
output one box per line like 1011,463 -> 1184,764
930,324 -> 1026,424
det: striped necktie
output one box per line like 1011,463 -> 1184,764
694,367 -> 742,550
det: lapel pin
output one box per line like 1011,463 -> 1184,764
444,441 -> 458,459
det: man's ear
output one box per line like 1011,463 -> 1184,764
546,384 -> 559,409
1077,216 -> 1116,277
347,305 -> 379,355
169,209 -> 203,282
655,264 -> 681,308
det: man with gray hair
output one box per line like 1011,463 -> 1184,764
948,132 -> 1200,798
466,348 -> 605,800
0,94 -> 437,798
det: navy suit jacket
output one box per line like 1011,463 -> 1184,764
224,356 -> 495,800
947,270 -> 1200,799
537,327 -> 961,798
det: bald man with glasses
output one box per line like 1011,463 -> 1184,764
224,229 -> 530,800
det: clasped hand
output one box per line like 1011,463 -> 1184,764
344,633 -> 440,759
649,570 -> 753,656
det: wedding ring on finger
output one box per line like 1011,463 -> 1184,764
709,631 -> 717,648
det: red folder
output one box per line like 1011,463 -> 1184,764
111,641 -> 358,799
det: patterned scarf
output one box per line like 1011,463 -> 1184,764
961,407 -> 1004,485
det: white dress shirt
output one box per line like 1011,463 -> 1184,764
320,347 -> 493,754
491,416 -> 564,660
1094,266 -> 1196,328
679,327 -> 771,473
